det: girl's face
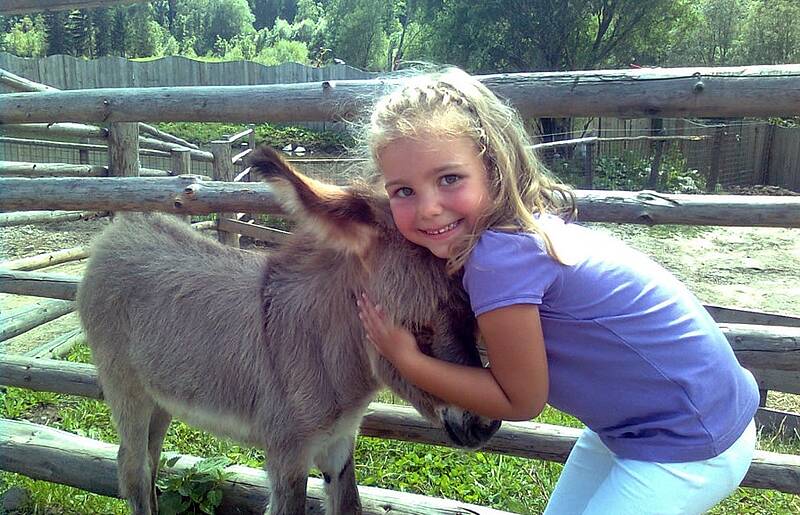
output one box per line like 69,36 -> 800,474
378,135 -> 491,259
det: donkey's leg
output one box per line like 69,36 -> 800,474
264,450 -> 310,515
146,405 -> 172,515
314,435 -> 361,515
99,364 -> 158,515
110,398 -> 158,515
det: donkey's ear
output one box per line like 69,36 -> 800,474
248,145 -> 379,256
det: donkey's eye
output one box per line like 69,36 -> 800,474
394,187 -> 414,198
439,174 -> 460,186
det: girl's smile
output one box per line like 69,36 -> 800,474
378,135 -> 490,258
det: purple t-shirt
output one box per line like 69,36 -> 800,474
463,215 -> 758,462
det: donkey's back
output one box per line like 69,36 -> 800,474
78,214 -> 274,444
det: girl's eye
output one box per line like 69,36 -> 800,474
394,187 -> 413,198
440,174 -> 460,186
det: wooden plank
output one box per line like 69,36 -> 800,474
0,161 -> 108,178
705,305 -> 800,327
24,326 -> 83,359
1,396 -> 798,495
4,65 -> 800,123
0,300 -> 75,342
211,141 -> 239,247
0,246 -> 89,271
217,217 -> 291,244
722,324 -> 800,371
750,369 -> 800,396
0,210 -> 97,227
2,177 -> 799,227
0,418 -> 514,514
0,269 -> 80,300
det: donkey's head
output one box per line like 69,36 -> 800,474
248,146 -> 500,448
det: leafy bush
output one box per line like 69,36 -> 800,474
157,456 -> 232,515
155,122 -> 352,154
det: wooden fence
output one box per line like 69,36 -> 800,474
1,64 -> 800,512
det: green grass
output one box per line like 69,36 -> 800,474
2,345 -> 799,514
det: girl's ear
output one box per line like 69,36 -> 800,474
248,146 -> 379,257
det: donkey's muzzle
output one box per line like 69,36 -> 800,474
442,408 -> 501,449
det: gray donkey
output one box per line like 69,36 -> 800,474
76,146 -> 501,515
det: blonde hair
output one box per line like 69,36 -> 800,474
361,66 -> 576,274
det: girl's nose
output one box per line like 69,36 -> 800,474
418,193 -> 443,218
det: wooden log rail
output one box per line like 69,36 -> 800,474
0,418 -> 512,515
0,161 -> 170,178
1,356 -> 798,495
1,177 -> 799,227
0,67 -> 197,150
4,65 -> 800,123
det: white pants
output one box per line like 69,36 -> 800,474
543,420 -> 756,515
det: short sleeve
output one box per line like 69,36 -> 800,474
463,231 -> 561,316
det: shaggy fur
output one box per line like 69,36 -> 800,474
76,146 -> 500,515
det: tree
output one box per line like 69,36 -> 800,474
2,15 -> 47,57
93,7 -> 115,56
325,0 -> 395,69
44,10 -> 70,55
68,9 -> 94,57
740,0 -> 800,65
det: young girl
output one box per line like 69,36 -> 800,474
356,67 -> 759,514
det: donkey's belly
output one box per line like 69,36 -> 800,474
154,394 -> 258,446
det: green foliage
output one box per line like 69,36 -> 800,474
154,122 -> 352,153
1,15 -> 47,57
553,147 -> 706,193
157,456 -> 232,515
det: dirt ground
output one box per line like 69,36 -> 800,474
1,216 -> 799,411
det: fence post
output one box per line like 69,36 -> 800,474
171,148 -> 192,223
756,123 -> 776,185
108,122 -> 139,178
247,124 -> 256,149
211,140 -> 239,248
706,122 -> 725,192
581,140 -> 595,189
647,118 -> 664,190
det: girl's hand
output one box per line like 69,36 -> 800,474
357,293 -> 420,365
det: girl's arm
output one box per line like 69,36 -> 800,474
358,294 -> 548,421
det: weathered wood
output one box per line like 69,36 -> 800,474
705,305 -> 800,327
2,177 -> 799,227
575,190 -> 800,227
722,324 -> 800,371
2,123 -> 107,139
0,161 -> 108,177
218,217 -> 291,244
0,136 -> 170,158
1,1 -> 151,15
24,326 -> 84,359
0,300 -> 75,342
0,270 -> 80,300
0,355 -> 101,399
751,368 -> 800,396
211,141 -> 240,247
139,135 -> 213,162
0,418 -> 513,515
1,396 -> 798,495
1,246 -> 88,271
4,65 -> 800,123
137,124 -> 198,150
107,122 -> 139,178
0,67 -> 195,149
0,161 -> 169,178
0,210 -> 98,227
